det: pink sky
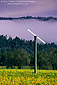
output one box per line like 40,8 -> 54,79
0,0 -> 57,17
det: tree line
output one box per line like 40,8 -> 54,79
0,16 -> 57,21
0,35 -> 57,70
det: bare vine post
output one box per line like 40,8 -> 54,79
34,36 -> 37,73
27,28 -> 46,73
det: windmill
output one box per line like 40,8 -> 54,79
27,28 -> 46,73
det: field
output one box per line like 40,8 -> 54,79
0,69 -> 57,85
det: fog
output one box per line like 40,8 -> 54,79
0,19 -> 57,43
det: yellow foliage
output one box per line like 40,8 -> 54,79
0,69 -> 57,85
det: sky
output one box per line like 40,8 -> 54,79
0,0 -> 57,17
0,0 -> 57,44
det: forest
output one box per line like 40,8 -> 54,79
0,35 -> 57,70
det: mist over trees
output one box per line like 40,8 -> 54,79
0,16 -> 57,21
0,35 -> 57,70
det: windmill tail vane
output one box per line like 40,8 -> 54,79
27,28 -> 46,44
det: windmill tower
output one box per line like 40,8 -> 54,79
27,28 -> 46,73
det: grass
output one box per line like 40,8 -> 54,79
0,69 -> 57,85
0,66 -> 34,69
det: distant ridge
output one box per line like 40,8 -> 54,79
0,16 -> 57,21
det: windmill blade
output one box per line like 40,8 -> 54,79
27,28 -> 46,44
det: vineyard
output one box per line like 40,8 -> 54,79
0,69 -> 57,85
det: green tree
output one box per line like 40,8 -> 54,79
12,49 -> 30,69
6,52 -> 14,68
49,47 -> 57,70
0,49 -> 7,66
38,50 -> 51,70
